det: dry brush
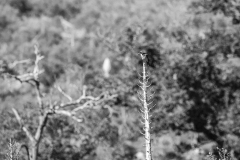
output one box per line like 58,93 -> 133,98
3,44 -> 116,160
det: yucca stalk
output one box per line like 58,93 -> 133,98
138,51 -> 155,160
207,148 -> 232,160
5,139 -> 19,160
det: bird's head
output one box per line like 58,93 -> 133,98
138,50 -> 147,61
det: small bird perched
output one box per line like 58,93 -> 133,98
102,57 -> 111,78
139,50 -> 147,63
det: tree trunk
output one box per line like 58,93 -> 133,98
30,143 -> 38,160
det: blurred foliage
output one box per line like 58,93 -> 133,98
1,0 -> 240,160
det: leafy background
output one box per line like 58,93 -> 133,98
1,0 -> 240,160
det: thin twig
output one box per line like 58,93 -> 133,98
55,86 -> 73,101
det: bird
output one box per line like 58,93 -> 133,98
139,50 -> 147,60
138,50 -> 148,65
102,57 -> 111,78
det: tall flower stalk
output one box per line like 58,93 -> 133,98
5,139 -> 19,160
138,51 -> 155,160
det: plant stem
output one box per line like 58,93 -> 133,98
139,51 -> 152,160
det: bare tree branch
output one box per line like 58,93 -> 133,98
7,44 -> 117,160
33,44 -> 44,78
34,111 -> 51,142
12,108 -> 36,143
18,143 -> 30,160
52,87 -> 117,121
54,89 -> 108,109
55,86 -> 73,101
35,81 -> 43,112
54,110 -> 83,122
9,59 -> 31,69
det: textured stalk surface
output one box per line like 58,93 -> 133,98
138,51 -> 153,160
